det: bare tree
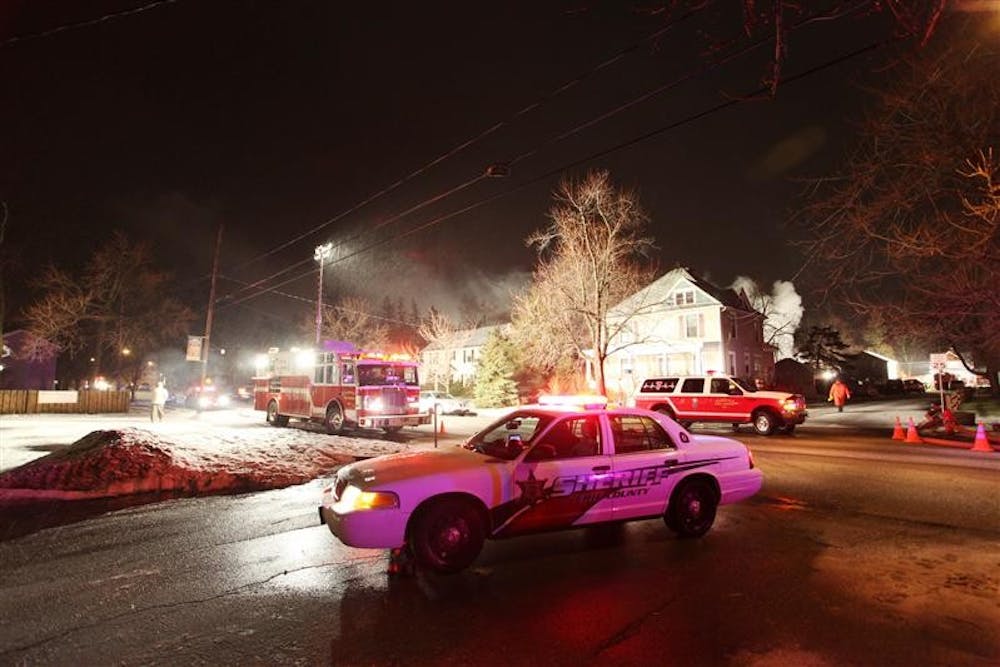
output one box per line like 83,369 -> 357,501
300,295 -> 390,351
512,170 -> 657,397
798,30 -> 1000,391
23,231 -> 194,384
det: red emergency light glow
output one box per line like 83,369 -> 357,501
358,351 -> 415,362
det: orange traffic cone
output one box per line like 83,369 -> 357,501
970,423 -> 993,453
891,416 -> 904,441
904,417 -> 922,444
438,419 -> 446,435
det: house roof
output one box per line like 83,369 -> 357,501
421,323 -> 511,351
612,267 -> 756,315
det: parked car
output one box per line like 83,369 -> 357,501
184,385 -> 232,410
903,379 -> 926,394
418,391 -> 470,415
319,396 -> 763,573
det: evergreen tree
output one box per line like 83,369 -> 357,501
474,329 -> 520,408
796,325 -> 850,373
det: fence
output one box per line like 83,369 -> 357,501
0,390 -> 131,415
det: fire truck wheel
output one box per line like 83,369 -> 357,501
324,403 -> 345,434
266,401 -> 289,427
383,425 -> 403,434
752,410 -> 776,436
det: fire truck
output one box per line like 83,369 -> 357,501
252,341 -> 431,434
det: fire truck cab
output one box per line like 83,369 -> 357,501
252,341 -> 431,434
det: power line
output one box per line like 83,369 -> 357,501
220,36 -> 892,311
219,275 -> 415,326
1,0 -> 179,48
219,173 -> 487,304
220,2 -> 870,308
219,3 -> 711,276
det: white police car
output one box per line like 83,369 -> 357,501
319,396 -> 763,574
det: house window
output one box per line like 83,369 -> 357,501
728,352 -> 736,375
729,319 -> 737,339
669,290 -> 695,306
683,313 -> 702,338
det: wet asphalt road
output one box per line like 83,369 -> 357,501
0,400 -> 998,665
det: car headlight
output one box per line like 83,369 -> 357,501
198,395 -> 211,408
217,395 -> 230,407
334,485 -> 399,512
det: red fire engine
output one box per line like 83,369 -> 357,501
252,341 -> 430,434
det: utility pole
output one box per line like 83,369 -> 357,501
201,223 -> 224,390
314,242 -> 333,347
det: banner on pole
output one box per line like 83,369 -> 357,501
186,336 -> 204,362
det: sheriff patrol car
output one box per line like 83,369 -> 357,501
319,396 -> 763,574
633,374 -> 808,436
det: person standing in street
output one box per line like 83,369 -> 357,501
151,381 -> 169,422
828,378 -> 851,413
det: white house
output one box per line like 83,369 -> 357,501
420,324 -> 511,388
602,267 -> 774,401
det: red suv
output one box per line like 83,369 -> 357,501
632,374 -> 808,435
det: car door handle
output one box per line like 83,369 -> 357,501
665,459 -> 678,467
592,465 -> 610,473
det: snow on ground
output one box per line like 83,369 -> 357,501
0,406 -> 421,501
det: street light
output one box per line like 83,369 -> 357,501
314,242 -> 333,346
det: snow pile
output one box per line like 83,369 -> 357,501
0,427 -> 415,500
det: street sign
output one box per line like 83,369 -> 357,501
929,353 -> 947,371
186,336 -> 204,362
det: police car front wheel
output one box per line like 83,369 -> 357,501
410,498 -> 485,574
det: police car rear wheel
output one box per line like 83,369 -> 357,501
666,479 -> 717,538
752,410 -> 776,436
410,498 -> 484,574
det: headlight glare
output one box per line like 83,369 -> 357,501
335,485 -> 398,512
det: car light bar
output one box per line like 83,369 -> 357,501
537,394 -> 609,409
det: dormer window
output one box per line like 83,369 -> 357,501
669,290 -> 694,307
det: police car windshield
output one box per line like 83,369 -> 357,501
464,411 -> 555,460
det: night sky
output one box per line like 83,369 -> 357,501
0,1 -> 974,344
